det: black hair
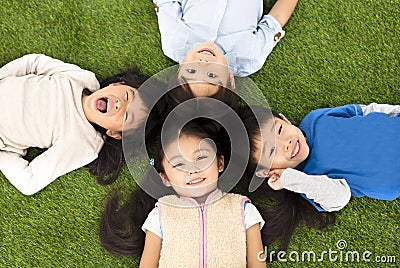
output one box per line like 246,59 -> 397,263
237,105 -> 336,256
85,67 -> 168,185
99,118 -> 229,256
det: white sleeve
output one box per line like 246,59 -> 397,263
247,14 -> 285,75
280,168 -> 351,212
0,54 -> 99,91
0,54 -> 44,79
360,103 -> 400,117
154,1 -> 190,63
142,207 -> 162,238
244,202 -> 265,230
0,139 -> 99,196
154,0 -> 218,63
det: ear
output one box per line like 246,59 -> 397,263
218,155 -> 225,172
255,168 -> 269,179
160,173 -> 172,187
229,72 -> 235,89
278,113 -> 292,125
106,130 -> 122,140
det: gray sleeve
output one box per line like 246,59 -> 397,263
360,103 -> 400,117
280,168 -> 351,212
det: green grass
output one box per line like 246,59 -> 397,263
0,0 -> 399,267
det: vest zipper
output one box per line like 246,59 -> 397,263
199,204 -> 206,268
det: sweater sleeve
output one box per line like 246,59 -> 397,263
280,168 -> 351,212
0,54 -> 43,79
360,103 -> 400,117
0,54 -> 99,91
0,139 -> 99,196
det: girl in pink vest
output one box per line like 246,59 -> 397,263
100,118 -> 267,267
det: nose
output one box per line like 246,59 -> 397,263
285,138 -> 292,152
277,136 -> 292,152
115,98 -> 127,111
186,163 -> 201,175
188,169 -> 198,175
195,54 -> 209,63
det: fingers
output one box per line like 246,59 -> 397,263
268,168 -> 285,178
267,174 -> 283,190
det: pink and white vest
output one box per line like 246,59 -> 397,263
157,190 -> 249,267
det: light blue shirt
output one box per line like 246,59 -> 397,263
154,0 -> 285,77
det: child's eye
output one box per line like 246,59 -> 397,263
197,155 -> 208,161
124,112 -> 128,122
207,72 -> 217,78
269,147 -> 276,157
172,163 -> 184,168
187,69 -> 196,74
278,125 -> 283,135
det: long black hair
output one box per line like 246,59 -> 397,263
85,67 -> 168,185
99,118 -> 229,256
237,105 -> 336,254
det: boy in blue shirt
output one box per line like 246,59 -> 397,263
242,103 -> 400,212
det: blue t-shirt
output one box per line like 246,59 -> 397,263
298,104 -> 400,209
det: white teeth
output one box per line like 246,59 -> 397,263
200,51 -> 213,55
188,178 -> 204,185
106,99 -> 110,112
292,142 -> 299,158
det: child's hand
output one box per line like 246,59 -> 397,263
267,169 -> 285,190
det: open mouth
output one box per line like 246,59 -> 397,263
291,141 -> 300,159
96,97 -> 109,113
187,178 -> 206,185
197,48 -> 216,56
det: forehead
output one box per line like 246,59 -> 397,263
187,83 -> 220,97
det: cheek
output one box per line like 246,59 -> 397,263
271,153 -> 287,168
106,115 -> 124,131
182,53 -> 194,63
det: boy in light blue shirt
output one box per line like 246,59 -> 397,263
153,0 -> 298,77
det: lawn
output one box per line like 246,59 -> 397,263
0,0 -> 399,267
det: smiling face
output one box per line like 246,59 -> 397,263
179,41 -> 233,97
82,83 -> 137,136
160,134 -> 224,203
182,41 -> 228,66
255,115 -> 310,177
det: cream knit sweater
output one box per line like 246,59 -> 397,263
0,54 -> 104,195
